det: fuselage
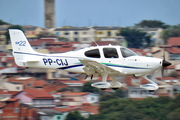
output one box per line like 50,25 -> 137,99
13,45 -> 163,77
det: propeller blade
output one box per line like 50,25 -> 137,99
91,75 -> 93,80
84,75 -> 88,80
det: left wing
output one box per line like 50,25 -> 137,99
79,59 -> 120,75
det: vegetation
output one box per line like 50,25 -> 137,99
4,25 -> 24,44
85,95 -> 180,120
81,82 -> 100,93
120,28 -> 151,48
161,26 -> 180,44
65,110 -> 84,120
0,19 -> 9,25
135,20 -> 169,29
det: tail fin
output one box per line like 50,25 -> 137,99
9,29 -> 39,67
9,29 -> 36,53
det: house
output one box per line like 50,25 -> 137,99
59,80 -> 88,92
0,98 -> 38,120
8,77 -> 36,89
38,109 -> 63,120
127,86 -> 158,100
78,105 -> 99,118
152,46 -> 180,65
167,37 -> 180,48
52,107 -> 78,120
0,90 -> 12,101
61,92 -> 99,106
23,25 -> 46,39
137,27 -> 163,46
52,26 -> 120,43
14,89 -> 55,108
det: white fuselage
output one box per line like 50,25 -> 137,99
13,45 -> 162,77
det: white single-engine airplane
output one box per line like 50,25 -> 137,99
9,29 -> 171,91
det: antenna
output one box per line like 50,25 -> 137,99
89,36 -> 99,46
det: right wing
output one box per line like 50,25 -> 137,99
79,59 -> 120,75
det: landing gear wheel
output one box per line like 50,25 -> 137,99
149,90 -> 154,92
112,88 -> 119,90
101,88 -> 106,90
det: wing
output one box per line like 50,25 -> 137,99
79,59 -> 120,75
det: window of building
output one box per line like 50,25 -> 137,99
151,32 -> 156,35
74,38 -> 78,41
85,49 -> 101,58
103,48 -> 118,58
0,109 -> 2,113
14,107 -> 19,113
107,31 -> 111,36
64,32 -> 69,35
28,84 -> 31,87
56,32 -> 60,35
57,116 -> 61,120
83,32 -> 87,34
16,87 -> 20,90
74,32 -> 78,35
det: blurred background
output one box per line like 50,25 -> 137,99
0,0 -> 180,120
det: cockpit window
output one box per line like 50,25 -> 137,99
103,48 -> 119,58
120,47 -> 137,58
85,49 -> 101,58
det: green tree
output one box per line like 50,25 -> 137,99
81,82 -> 99,93
0,19 -> 9,25
162,29 -> 180,44
121,28 -> 151,48
5,25 -> 24,44
135,20 -> 169,29
112,89 -> 125,98
66,110 -> 84,120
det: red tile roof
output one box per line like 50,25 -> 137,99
46,46 -> 75,52
23,89 -> 53,99
29,41 -> 44,46
0,53 -> 7,56
52,107 -> 77,112
46,42 -> 66,45
6,98 -> 19,101
91,41 -> 117,46
167,37 -> 180,46
79,105 -> 99,114
63,92 -> 90,96
165,47 -> 180,54
156,76 -> 178,80
34,80 -> 46,87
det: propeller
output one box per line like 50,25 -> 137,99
161,48 -> 171,78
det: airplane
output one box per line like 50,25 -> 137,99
9,29 -> 171,91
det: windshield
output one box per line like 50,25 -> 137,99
120,47 -> 137,58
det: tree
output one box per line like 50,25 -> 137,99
81,82 -> 99,93
162,28 -> 180,44
65,110 -> 84,120
0,19 -> 9,25
112,89 -> 125,98
5,25 -> 24,44
135,20 -> 169,29
120,28 -> 151,48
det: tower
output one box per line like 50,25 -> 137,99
45,0 -> 55,28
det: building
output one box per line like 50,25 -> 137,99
14,89 -> 55,108
0,98 -> 38,120
137,27 -> 163,46
61,92 -> 99,106
52,26 -> 121,43
45,0 -> 55,28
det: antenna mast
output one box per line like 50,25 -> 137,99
89,36 -> 99,46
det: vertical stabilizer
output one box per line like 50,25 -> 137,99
9,29 -> 36,53
9,29 -> 38,67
